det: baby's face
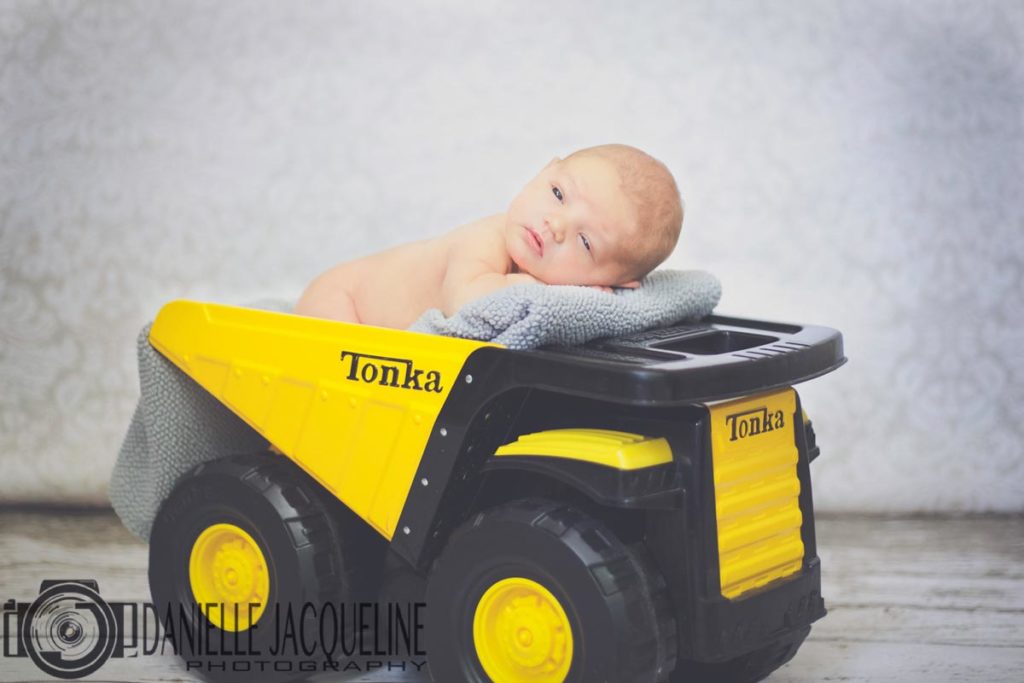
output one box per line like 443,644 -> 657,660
505,155 -> 643,287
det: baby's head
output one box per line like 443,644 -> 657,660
505,143 -> 683,287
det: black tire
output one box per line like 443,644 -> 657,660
425,499 -> 677,683
670,626 -> 810,683
148,452 -> 361,683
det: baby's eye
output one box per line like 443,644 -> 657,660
552,186 -> 564,202
579,234 -> 591,252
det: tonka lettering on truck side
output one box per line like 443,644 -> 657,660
340,350 -> 444,392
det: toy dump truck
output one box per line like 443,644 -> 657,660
146,300 -> 844,683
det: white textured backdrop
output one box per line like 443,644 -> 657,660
1,0 -> 1022,511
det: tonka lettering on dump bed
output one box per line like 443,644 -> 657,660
340,350 -> 444,392
144,299 -> 845,683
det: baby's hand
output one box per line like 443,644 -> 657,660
589,280 -> 641,294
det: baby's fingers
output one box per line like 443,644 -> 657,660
588,284 -> 614,294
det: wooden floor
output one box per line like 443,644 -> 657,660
0,510 -> 1020,682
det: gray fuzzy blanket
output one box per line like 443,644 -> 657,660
109,324 -> 271,540
110,271 -> 720,539
409,269 -> 721,349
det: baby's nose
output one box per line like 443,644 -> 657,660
545,215 -> 566,243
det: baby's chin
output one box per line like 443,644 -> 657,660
505,240 -> 533,274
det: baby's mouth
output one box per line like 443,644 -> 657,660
524,227 -> 543,256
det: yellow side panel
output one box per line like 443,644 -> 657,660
707,388 -> 804,599
149,300 -> 496,540
495,428 -> 671,470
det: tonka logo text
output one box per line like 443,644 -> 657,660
725,406 -> 785,442
341,351 -> 443,393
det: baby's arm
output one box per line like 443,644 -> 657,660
438,219 -> 545,316
442,272 -> 540,317
440,253 -> 539,317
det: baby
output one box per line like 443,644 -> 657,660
295,144 -> 683,329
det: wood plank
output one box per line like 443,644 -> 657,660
0,511 -> 1020,681
775,640 -> 1023,683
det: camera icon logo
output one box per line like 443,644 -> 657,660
16,580 -> 118,679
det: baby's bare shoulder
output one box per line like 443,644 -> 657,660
442,214 -> 509,272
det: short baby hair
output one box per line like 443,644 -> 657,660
566,144 -> 683,280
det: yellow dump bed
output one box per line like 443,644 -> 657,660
149,300 -> 494,540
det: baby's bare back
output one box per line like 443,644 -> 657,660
295,215 -> 509,329
347,238 -> 449,328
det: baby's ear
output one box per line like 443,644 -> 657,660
616,279 -> 642,289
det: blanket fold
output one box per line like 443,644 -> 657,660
409,269 -> 721,349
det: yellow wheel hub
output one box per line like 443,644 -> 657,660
189,523 -> 269,631
473,577 -> 573,682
